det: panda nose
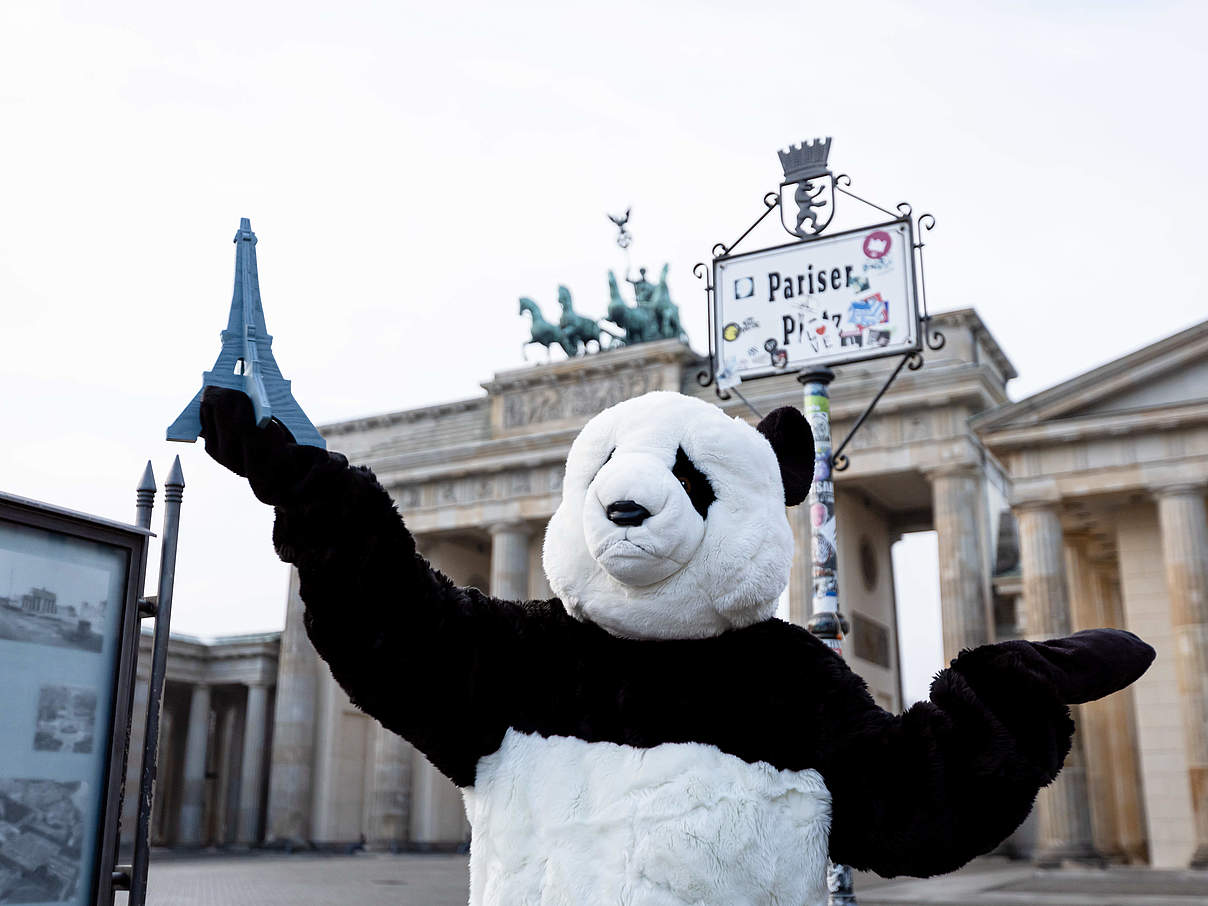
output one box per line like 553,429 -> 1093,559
606,500 -> 651,526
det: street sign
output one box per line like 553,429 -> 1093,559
713,218 -> 919,381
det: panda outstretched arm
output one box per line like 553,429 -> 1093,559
202,386 -> 1156,887
199,386 -> 566,786
817,628 -> 1154,878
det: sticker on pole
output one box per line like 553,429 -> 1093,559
713,219 -> 920,380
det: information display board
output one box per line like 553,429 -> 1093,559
713,218 -> 920,381
0,496 -> 147,906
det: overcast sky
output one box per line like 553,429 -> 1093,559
2,1 -> 1204,704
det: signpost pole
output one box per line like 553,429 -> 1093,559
799,367 -> 845,650
799,366 -> 857,905
700,138 -> 937,906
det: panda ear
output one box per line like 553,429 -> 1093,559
756,407 -> 815,507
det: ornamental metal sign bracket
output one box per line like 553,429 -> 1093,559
695,137 -> 944,472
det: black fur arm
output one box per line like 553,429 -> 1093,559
199,387 -> 551,786
276,459 -> 562,787
820,630 -> 1154,878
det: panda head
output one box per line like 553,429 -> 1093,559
543,391 -> 814,640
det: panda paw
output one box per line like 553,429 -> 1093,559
1019,628 -> 1155,704
954,628 -> 1155,707
199,386 -> 336,506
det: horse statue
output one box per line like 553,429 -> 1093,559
519,297 -> 576,361
647,264 -> 685,341
557,285 -> 620,354
605,271 -> 659,345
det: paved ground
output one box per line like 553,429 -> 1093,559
115,851 -> 1208,905
117,852 -> 471,906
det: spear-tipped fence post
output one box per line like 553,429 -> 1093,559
129,457 -> 184,906
112,463 -> 160,893
134,461 -> 156,531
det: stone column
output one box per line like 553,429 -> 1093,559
177,683 -> 211,846
366,724 -> 412,850
308,656 -> 345,843
1012,594 -> 1027,637
930,466 -> 992,663
267,569 -> 319,843
1093,566 -> 1148,864
215,702 -> 242,845
1015,503 -> 1098,864
237,683 -> 270,844
1156,486 -> 1208,866
409,755 -> 469,846
1064,538 -> 1122,861
490,523 -> 531,600
528,533 -> 554,600
787,505 -> 812,627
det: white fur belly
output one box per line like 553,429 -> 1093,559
462,728 -> 831,906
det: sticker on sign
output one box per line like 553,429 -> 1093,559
713,219 -> 920,380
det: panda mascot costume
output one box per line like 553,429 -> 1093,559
200,386 -> 1153,906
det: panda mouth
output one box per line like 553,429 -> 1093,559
594,536 -> 688,586
611,536 -> 655,557
599,533 -> 682,561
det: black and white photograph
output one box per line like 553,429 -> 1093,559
0,778 -> 85,904
0,543 -> 112,655
32,688 -> 97,756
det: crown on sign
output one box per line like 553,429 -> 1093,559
778,137 -> 832,183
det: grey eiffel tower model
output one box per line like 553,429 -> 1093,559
167,218 -> 326,449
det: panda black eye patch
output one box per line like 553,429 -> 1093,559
673,447 -> 715,518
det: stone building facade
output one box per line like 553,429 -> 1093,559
125,309 -> 1208,868
974,319 -> 1208,868
120,631 -> 279,850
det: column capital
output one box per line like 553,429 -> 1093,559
1006,475 -> 1062,512
1011,496 -> 1062,515
921,462 -> 982,481
488,521 -> 531,537
1149,480 -> 1208,499
1143,461 -> 1208,497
